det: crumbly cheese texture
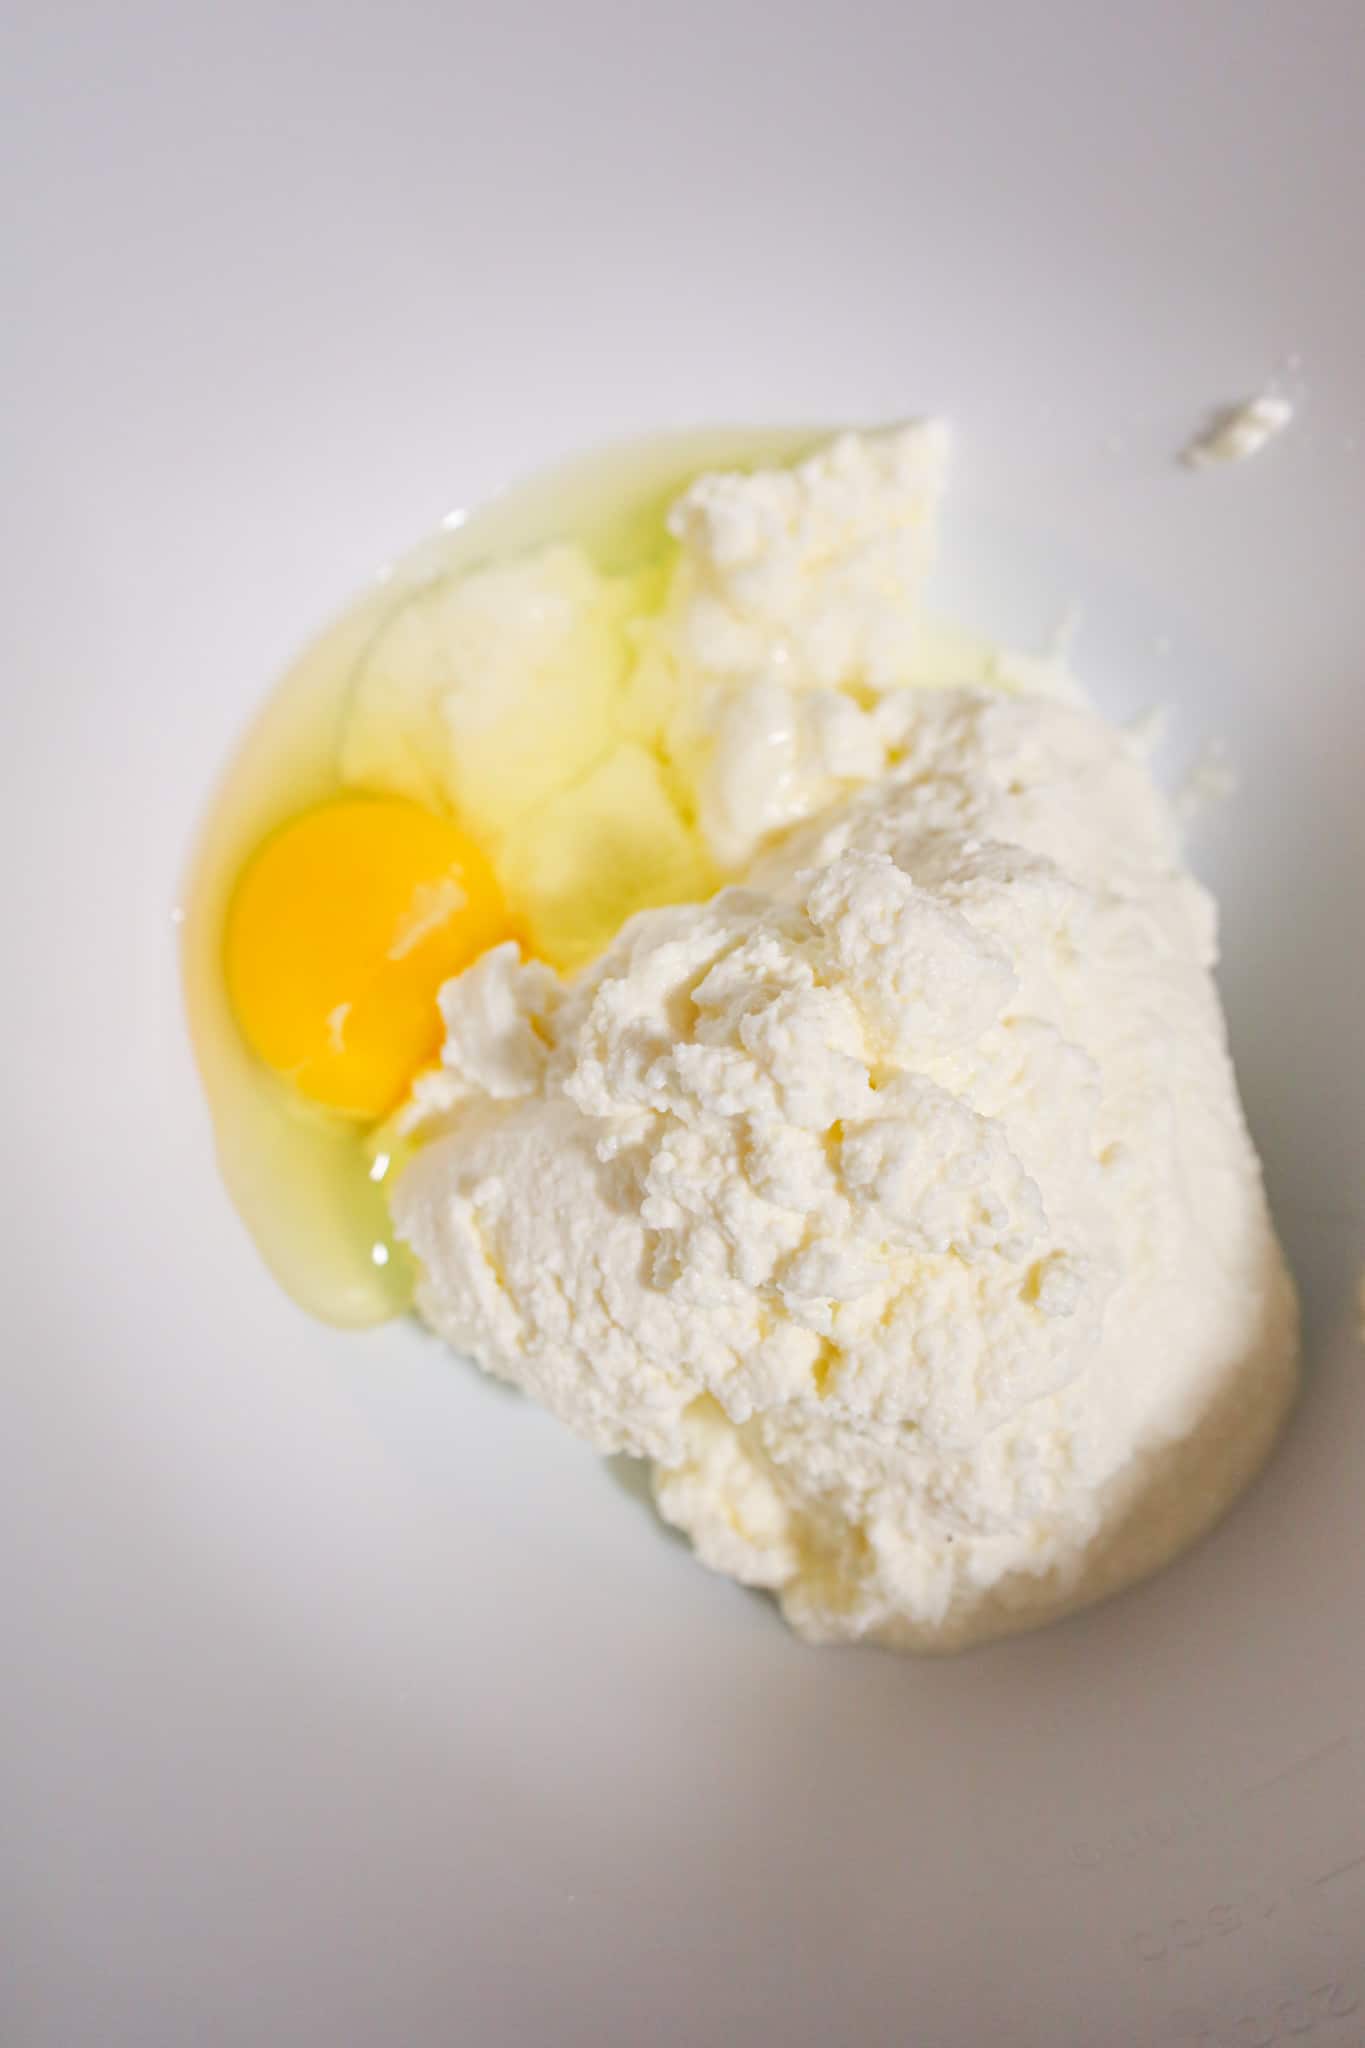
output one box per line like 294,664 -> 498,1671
343,424 -> 1073,973
391,431 -> 1298,1651
631,420 -> 1073,870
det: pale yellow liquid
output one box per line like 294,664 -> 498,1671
181,426 -> 823,1328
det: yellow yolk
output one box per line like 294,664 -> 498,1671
225,795 -> 512,1120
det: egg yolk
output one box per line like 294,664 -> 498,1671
225,795 -> 512,1120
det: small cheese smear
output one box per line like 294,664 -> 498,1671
1182,391 -> 1295,467
391,427 -> 1298,1651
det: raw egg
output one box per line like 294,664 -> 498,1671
226,796 -> 510,1120
182,425 -> 819,1326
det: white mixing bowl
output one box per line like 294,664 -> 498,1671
6,4 -> 1363,2042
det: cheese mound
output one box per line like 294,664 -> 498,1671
393,674 -> 1297,1648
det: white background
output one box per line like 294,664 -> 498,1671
5,4 -> 1364,2043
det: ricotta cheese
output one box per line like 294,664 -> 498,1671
634,423 -> 957,868
1182,391 -> 1295,467
391,431 -> 1298,1651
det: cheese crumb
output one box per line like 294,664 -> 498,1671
1182,392 -> 1295,468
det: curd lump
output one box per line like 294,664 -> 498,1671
388,426 -> 1298,1650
